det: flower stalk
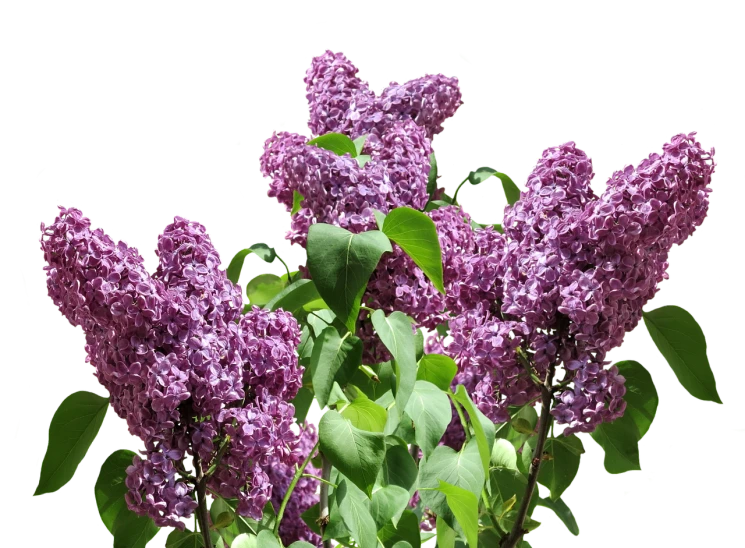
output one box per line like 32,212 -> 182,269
500,363 -> 555,548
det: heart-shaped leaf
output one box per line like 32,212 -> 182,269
308,224 -> 392,332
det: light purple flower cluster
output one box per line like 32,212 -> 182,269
268,423 -> 322,547
305,50 -> 462,140
41,208 -> 304,527
440,133 -> 714,434
262,51 -> 462,248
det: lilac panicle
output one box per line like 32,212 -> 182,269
153,215 -> 245,323
41,208 -> 304,526
305,50 -> 374,137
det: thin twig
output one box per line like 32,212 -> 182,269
193,453 -> 214,548
500,362 -> 555,548
275,441 -> 320,538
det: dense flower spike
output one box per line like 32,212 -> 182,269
583,131 -> 717,250
503,142 -> 597,247
153,215 -> 245,323
268,424 -> 322,546
41,208 -> 304,526
305,50 -> 374,137
305,50 -> 462,139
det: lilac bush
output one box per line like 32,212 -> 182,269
35,51 -> 720,548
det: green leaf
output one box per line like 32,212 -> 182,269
308,132 -> 358,157
382,207 -> 445,293
405,381 -> 451,458
216,498 -> 261,539
419,440 -> 484,524
35,391 -> 108,495
470,166 -> 497,185
245,274 -> 285,307
342,395 -> 388,432
248,242 -> 277,264
377,444 -> 418,494
494,171 -> 520,205
211,511 -> 234,530
373,210 -> 387,230
353,135 -> 369,156
643,306 -> 721,403
416,354 -> 457,391
451,385 -> 496,476
536,496 -> 579,535
496,405 -> 538,451
264,279 -> 325,315
490,439 -> 518,470
371,310 -> 417,415
488,467 -> 538,534
388,409 -> 414,443
288,543 -> 316,548
230,534 -> 257,548
311,327 -> 363,408
291,190 -> 305,216
166,530 -> 205,548
319,410 -> 386,496
226,244 -> 277,284
488,467 -> 529,512
535,435 -> 584,500
337,479 -> 378,548
424,200 -> 449,212
307,224 -> 392,331
436,517 -> 456,548
377,510 -> 421,548
414,329 -> 424,361
300,503 -> 322,536
435,481 -> 479,548
255,530 -> 281,548
291,387 -> 314,424
371,485 -> 410,529
586,360 -> 659,475
95,449 -> 159,548
427,153 -> 438,197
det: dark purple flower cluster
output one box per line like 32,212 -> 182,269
268,423 -> 322,547
41,208 -> 304,527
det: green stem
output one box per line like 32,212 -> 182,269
482,488 -> 502,534
302,474 -> 337,488
274,441 -> 320,538
276,253 -> 292,281
451,176 -> 470,205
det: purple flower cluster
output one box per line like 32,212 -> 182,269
268,423 -> 322,547
41,208 -> 304,526
439,133 -> 714,434
305,50 -> 462,140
